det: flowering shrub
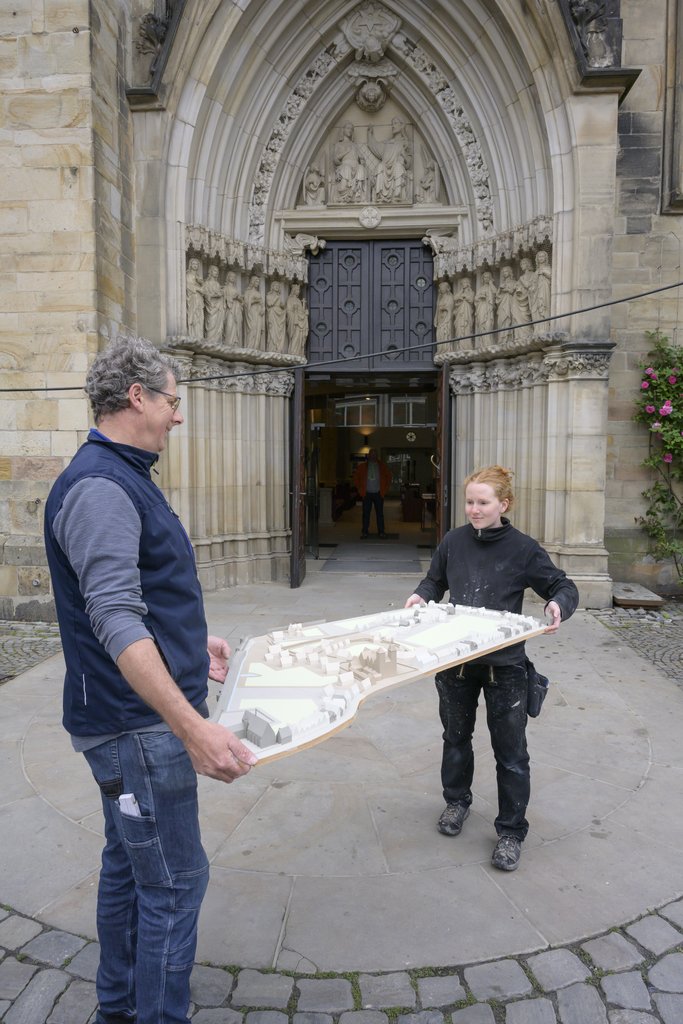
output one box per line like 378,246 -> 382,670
633,331 -> 683,581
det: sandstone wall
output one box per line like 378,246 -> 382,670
607,0 -> 683,588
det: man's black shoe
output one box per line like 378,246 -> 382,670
491,834 -> 521,871
360,533 -> 368,539
437,802 -> 470,836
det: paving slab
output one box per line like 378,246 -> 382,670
3,576 -> 683,995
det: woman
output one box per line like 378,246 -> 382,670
404,465 -> 578,871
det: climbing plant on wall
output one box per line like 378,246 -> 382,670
634,331 -> 683,582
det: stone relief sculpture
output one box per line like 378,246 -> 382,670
475,271 -> 497,335
286,283 -> 309,357
223,271 -> 244,349
434,281 -> 454,348
333,122 -> 367,203
202,265 -> 225,342
453,277 -> 475,347
340,1 -> 401,64
243,274 -> 265,349
283,233 -> 326,258
186,257 -> 204,338
303,164 -> 326,206
266,280 -> 287,353
415,150 -> 438,204
366,117 -> 412,203
531,251 -> 551,322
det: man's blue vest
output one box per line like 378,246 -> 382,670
44,432 -> 210,736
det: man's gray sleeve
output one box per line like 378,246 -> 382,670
52,477 -> 153,662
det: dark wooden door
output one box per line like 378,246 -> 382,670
435,363 -> 452,542
289,368 -> 306,588
307,240 -> 434,371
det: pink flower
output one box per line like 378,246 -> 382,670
668,375 -> 677,385
663,453 -> 673,463
641,381 -> 649,389
645,405 -> 656,414
645,367 -> 655,376
651,422 -> 662,431
660,402 -> 673,416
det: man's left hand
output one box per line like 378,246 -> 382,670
207,635 -> 231,682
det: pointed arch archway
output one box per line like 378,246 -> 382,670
132,0 -> 619,602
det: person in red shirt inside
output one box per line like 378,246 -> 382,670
354,448 -> 392,538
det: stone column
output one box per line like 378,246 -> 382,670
541,340 -> 614,607
449,339 -> 614,607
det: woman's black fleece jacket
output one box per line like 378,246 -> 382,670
413,518 -> 579,666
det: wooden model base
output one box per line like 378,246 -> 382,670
213,602 -> 547,763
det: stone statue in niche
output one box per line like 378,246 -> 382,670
512,257 -> 534,326
286,283 -> 309,357
531,250 -> 551,322
223,270 -> 244,349
434,281 -> 454,348
495,266 -> 516,333
243,274 -> 265,349
304,164 -> 326,206
203,265 -> 225,342
186,257 -> 204,338
366,117 -> 412,204
475,271 -> 497,337
332,122 -> 367,203
453,277 -> 475,347
266,280 -> 287,353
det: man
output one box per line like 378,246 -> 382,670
44,336 -> 257,1024
353,448 -> 392,539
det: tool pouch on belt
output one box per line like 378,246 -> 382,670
525,658 -> 549,718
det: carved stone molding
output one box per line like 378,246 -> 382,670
543,340 -> 615,380
165,349 -> 297,397
165,335 -> 306,371
449,353 -> 551,395
248,4 -> 500,244
447,338 -> 614,394
392,36 -> 494,233
427,216 -> 553,278
185,224 -> 308,282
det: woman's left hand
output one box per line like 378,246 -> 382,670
544,601 -> 562,634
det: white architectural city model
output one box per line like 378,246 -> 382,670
213,602 -> 548,763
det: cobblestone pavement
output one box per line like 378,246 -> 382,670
591,601 -> 683,689
0,619 -> 61,684
1,610 -> 683,1023
1,900 -> 683,1023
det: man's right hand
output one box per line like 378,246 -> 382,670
404,594 -> 425,609
185,720 -> 258,783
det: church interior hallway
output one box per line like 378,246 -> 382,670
313,497 -> 435,576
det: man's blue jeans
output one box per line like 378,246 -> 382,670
83,730 -> 209,1024
435,661 -> 530,840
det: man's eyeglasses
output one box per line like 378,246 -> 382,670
146,386 -> 181,412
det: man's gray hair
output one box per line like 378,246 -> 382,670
85,336 -> 183,423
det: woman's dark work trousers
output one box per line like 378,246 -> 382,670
435,662 -> 530,841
